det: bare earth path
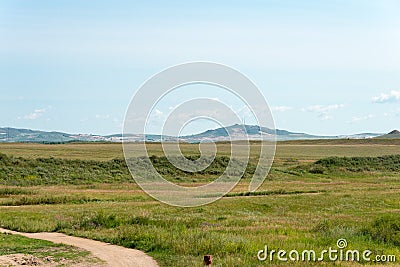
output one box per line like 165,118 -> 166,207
0,228 -> 159,267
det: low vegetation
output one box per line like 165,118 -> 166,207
361,214 -> 400,246
0,142 -> 400,266
0,153 -> 130,185
0,153 -> 260,185
0,233 -> 99,265
314,155 -> 400,172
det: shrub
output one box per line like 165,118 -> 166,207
313,155 -> 400,172
77,211 -> 120,229
309,165 -> 325,174
361,215 -> 400,246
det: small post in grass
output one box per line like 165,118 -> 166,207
204,255 -> 212,266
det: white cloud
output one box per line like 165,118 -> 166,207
302,104 -> 344,120
319,114 -> 332,121
303,104 -> 344,113
271,106 -> 292,112
95,114 -> 110,119
146,109 -> 167,126
373,90 -> 400,103
23,108 -> 47,120
154,109 -> 163,116
349,114 -> 375,123
381,108 -> 400,117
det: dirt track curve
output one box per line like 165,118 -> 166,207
0,228 -> 159,267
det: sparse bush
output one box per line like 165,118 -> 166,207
361,215 -> 400,246
77,211 -> 120,229
128,216 -> 151,226
314,155 -> 400,172
309,165 -> 325,174
0,187 -> 35,196
1,195 -> 100,206
225,189 -> 323,197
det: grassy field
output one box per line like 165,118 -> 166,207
0,232 -> 101,265
0,141 -> 400,266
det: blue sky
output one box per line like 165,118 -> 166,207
0,0 -> 399,135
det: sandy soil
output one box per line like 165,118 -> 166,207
0,228 -> 158,267
0,253 -> 101,267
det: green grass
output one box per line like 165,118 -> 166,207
0,187 -> 36,196
1,139 -> 400,161
361,214 -> 400,246
0,142 -> 400,266
0,194 -> 102,206
0,154 -> 130,186
224,189 -> 325,197
1,190 -> 400,266
314,155 -> 400,172
0,232 -> 98,264
0,153 -> 259,185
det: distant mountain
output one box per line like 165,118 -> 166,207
0,127 -> 174,143
181,124 -> 331,142
0,126 -> 382,143
0,128 -> 74,143
376,130 -> 400,139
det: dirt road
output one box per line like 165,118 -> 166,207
0,228 -> 159,267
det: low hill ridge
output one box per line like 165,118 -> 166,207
0,126 -> 383,143
375,130 -> 400,139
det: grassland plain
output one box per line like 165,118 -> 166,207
0,231 -> 102,266
0,140 -> 400,266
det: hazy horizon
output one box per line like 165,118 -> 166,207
0,124 -> 390,137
